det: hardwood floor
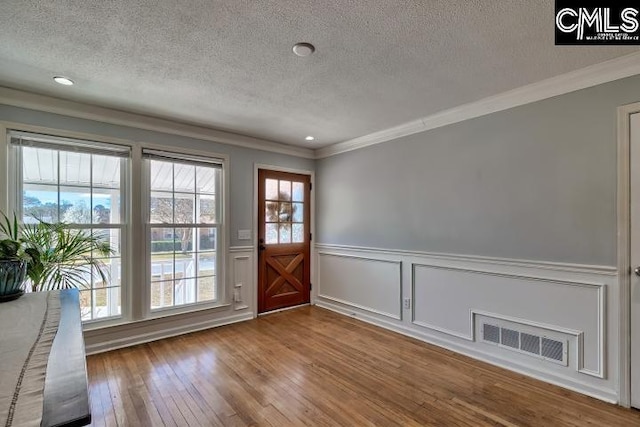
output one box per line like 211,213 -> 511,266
87,306 -> 640,426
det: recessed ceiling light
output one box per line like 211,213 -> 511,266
305,136 -> 315,141
292,43 -> 315,57
53,76 -> 74,86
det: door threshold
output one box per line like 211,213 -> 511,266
258,303 -> 310,316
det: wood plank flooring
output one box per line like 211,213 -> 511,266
87,306 -> 640,426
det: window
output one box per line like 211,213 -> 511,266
7,130 -> 228,323
144,149 -> 223,311
9,131 -> 129,321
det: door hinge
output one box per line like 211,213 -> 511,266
310,283 -> 313,290
309,232 -> 312,241
310,182 -> 312,191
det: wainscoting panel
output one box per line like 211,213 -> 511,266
314,243 -> 618,403
412,264 -> 605,377
229,246 -> 254,312
317,252 -> 402,320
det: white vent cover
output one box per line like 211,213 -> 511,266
481,323 -> 567,365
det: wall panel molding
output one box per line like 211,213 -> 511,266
229,247 -> 254,312
315,243 -> 617,276
317,252 -> 402,320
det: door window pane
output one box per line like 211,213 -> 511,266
292,224 -> 304,243
266,223 -> 278,244
279,180 -> 291,201
292,203 -> 303,223
279,202 -> 292,222
266,179 -> 278,200
279,224 -> 291,244
292,182 -> 304,202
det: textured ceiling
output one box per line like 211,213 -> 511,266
0,1 -> 637,148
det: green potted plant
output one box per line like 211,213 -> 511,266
0,214 -> 30,300
0,212 -> 113,295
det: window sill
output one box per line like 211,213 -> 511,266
147,300 -> 232,320
82,301 -> 233,332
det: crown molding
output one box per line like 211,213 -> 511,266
0,87 -> 315,159
315,51 -> 640,159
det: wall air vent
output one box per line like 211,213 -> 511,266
500,328 -> 519,349
481,323 -> 567,366
483,324 -> 500,344
541,337 -> 564,362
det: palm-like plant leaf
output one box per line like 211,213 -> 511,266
20,220 -> 113,292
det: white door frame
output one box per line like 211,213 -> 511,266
253,164 -> 316,317
617,101 -> 640,407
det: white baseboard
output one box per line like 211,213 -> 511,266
84,311 -> 254,355
316,299 -> 618,404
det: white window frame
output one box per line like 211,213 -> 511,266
5,127 -> 132,325
0,123 -> 230,327
141,145 -> 229,319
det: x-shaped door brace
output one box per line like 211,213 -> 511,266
265,253 -> 304,296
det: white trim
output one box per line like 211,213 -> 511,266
1,121 -> 137,149
84,311 -> 253,355
0,87 -> 315,159
315,300 -> 618,404
316,252 -> 403,320
2,54 -> 639,161
618,101 -> 640,407
316,52 -> 640,158
253,164 -> 316,314
316,243 -> 617,276
409,262 -> 607,378
229,245 -> 255,253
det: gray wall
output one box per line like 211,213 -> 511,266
0,105 -> 314,247
317,75 -> 640,266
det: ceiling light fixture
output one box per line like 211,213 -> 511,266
292,42 -> 315,57
305,136 -> 315,141
53,76 -> 74,86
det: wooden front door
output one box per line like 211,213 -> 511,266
258,169 -> 311,313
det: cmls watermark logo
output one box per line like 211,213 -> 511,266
555,1 -> 639,45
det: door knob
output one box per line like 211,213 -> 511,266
259,244 -> 266,251
634,266 -> 640,276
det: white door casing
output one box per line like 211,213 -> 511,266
630,112 -> 640,409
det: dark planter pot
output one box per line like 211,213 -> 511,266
0,260 -> 26,301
